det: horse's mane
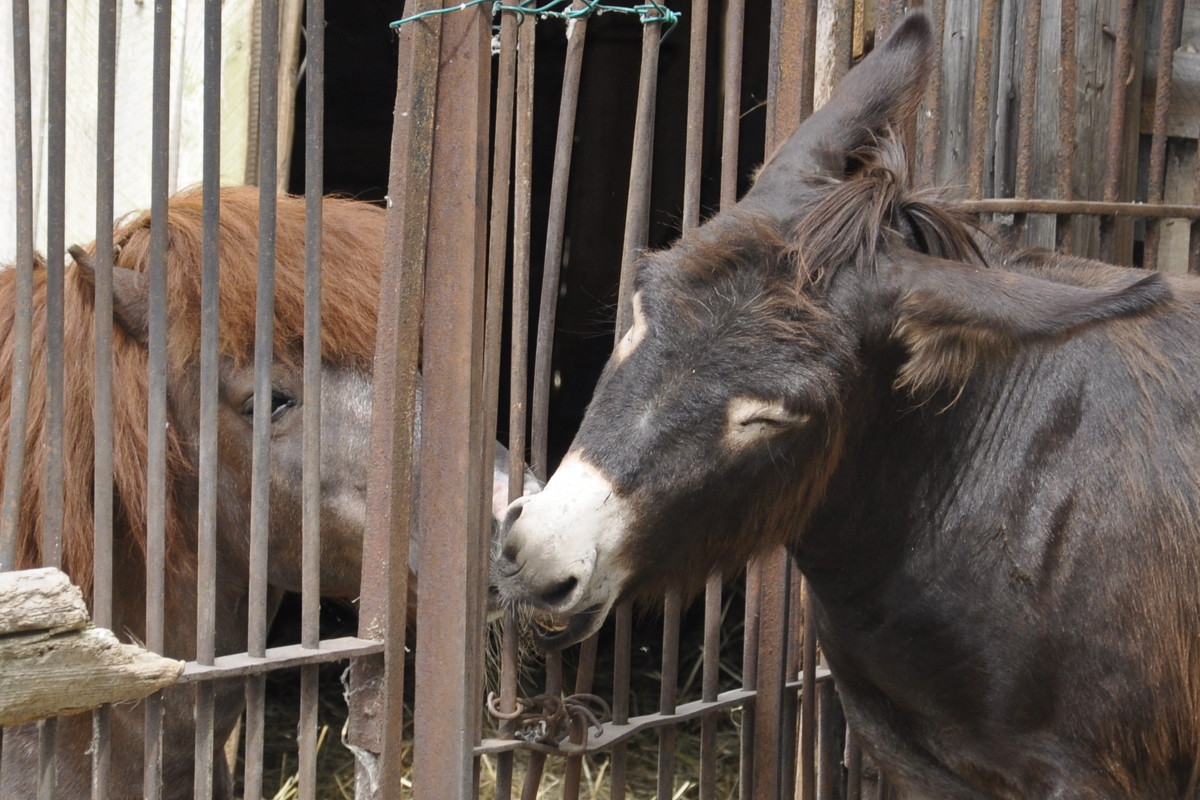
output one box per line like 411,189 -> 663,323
1,186 -> 384,599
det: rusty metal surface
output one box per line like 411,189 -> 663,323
967,0 -> 997,198
682,0 -> 709,232
1143,0 -> 1181,271
1098,0 -> 1137,263
960,198 -> 1200,219
351,0 -> 442,792
411,5 -> 493,797
531,0 -> 589,477
1055,0 -> 1078,250
920,0 -> 945,185
721,0 -> 746,212
657,590 -> 683,800
1013,0 -> 1042,200
0,0 -> 35,571
699,573 -> 722,800
617,12 -> 663,428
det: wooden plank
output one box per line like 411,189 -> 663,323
0,568 -> 182,727
0,567 -> 89,636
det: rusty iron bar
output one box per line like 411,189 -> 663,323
561,634 -> 601,799
721,0 -> 746,212
243,675 -> 267,799
0,0 -> 35,572
42,0 -> 67,569
1143,0 -> 1182,271
608,603 -> 634,799
143,0 -> 176,794
959,198 -> 1200,219
682,0 -> 709,233
967,0 -> 997,199
740,558 -> 761,799
490,12 -> 523,799
1013,0 -> 1042,200
782,559 -> 803,800
192,0 -> 223,793
799,581 -> 818,800
244,0 -> 281,794
920,0 -> 946,185
496,16 -> 539,798
249,0 -> 280,663
411,3 -> 493,796
699,572 -> 722,800
350,0 -> 442,795
299,0 -> 326,797
37,718 -> 57,800
1098,0 -> 1136,263
520,653 -> 562,800
1055,0 -> 1078,251
477,671 -> 834,756
91,0 -> 119,794
617,13 -> 663,359
302,0 -> 326,656
657,589 -> 683,800
180,637 -> 383,681
531,1 -> 589,478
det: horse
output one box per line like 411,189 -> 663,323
496,12 -> 1200,798
0,186 -> 534,799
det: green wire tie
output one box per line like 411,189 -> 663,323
391,0 -> 681,40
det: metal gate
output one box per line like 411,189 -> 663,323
1,1 -> 1197,798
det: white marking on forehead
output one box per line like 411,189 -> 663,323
613,292 -> 648,364
724,396 -> 810,447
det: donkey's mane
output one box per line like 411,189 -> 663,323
0,186 -> 384,598
791,136 -> 984,285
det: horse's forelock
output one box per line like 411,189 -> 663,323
112,186 -> 384,370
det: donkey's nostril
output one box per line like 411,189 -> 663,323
542,576 -> 579,607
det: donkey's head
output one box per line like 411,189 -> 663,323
495,11 -> 1169,650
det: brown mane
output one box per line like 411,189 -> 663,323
0,186 -> 384,598
790,136 -> 984,286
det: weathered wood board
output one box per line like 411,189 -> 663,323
0,568 -> 183,727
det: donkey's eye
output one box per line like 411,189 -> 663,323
241,391 -> 297,422
724,397 -> 810,446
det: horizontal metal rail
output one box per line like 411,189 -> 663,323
959,198 -> 1200,221
178,636 -> 383,682
476,667 -> 834,758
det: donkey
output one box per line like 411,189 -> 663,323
495,12 -> 1200,798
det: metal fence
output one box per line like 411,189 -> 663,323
2,0 -> 1198,798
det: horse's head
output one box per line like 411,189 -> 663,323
494,10 -> 1169,650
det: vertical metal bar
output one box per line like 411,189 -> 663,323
1055,0 -> 1078,252
682,0 -> 709,233
351,0 -> 441,793
656,589 -> 682,800
244,1 -> 280,797
1143,0 -> 1181,271
1098,0 -> 1135,263
42,0 -> 68,570
1013,0 -> 1042,200
562,634 -> 600,799
497,16 -> 537,798
921,0 -> 945,185
92,0 -> 119,793
846,734 -> 862,799
967,0 -> 997,199
799,584 -> 817,800
739,562 -> 760,800
194,0 -> 222,793
720,0 -> 745,212
698,572 -> 722,800
0,0 -> 34,571
411,3 -> 492,796
298,1 -> 326,798
142,0 -> 174,794
608,603 -> 634,800
531,0 -> 588,477
617,12 -> 661,413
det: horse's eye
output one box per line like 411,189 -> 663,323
241,391 -> 297,422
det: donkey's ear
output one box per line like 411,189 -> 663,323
69,244 -> 151,343
887,256 -> 1171,392
748,11 -> 933,202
